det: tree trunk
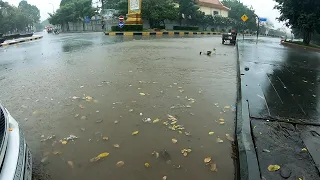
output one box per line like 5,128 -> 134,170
303,29 -> 311,45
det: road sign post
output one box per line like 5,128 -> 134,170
118,15 -> 125,31
241,14 -> 248,40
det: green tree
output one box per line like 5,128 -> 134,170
142,0 -> 178,28
274,0 -> 320,45
178,0 -> 199,25
222,0 -> 257,31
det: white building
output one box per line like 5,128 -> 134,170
197,0 -> 230,17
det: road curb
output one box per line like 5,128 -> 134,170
0,36 -> 43,48
235,40 -> 261,180
104,31 -> 222,36
280,40 -> 320,52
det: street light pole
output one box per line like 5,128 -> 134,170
49,3 -> 55,14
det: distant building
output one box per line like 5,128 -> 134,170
197,0 -> 230,17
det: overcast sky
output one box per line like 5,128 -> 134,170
4,0 -> 285,28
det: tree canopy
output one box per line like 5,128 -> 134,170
0,0 -> 40,34
274,0 -> 320,44
49,0 -> 96,29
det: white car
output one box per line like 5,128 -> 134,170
0,104 -> 32,180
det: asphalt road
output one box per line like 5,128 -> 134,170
238,37 -> 320,180
0,32 -> 237,180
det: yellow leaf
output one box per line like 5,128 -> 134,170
171,121 -> 177,125
209,132 -> 214,135
204,157 -> 212,163
97,152 -> 109,158
153,118 -> 160,123
172,138 -> 178,144
224,106 -> 230,109
219,122 -> 225,125
139,93 -> 146,96
178,131 -> 182,134
219,118 -> 225,122
132,131 -> 139,135
144,163 -> 150,168
163,122 -> 169,126
267,165 -> 280,172
301,148 -> 307,152
61,141 -> 68,145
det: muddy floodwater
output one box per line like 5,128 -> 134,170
0,33 -> 237,180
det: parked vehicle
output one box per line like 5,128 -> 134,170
0,104 -> 32,180
222,30 -> 237,45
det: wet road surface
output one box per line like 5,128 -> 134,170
238,37 -> 320,180
0,32 -> 237,180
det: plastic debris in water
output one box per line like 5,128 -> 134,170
129,109 -> 134,112
80,116 -> 87,120
113,144 -> 120,148
209,132 -> 214,135
102,136 -> 109,141
143,118 -> 152,123
144,163 -> 150,168
116,161 -> 124,167
132,131 -> 139,135
152,151 -> 159,159
163,176 -> 167,180
139,93 -> 146,96
267,165 -> 280,172
219,121 -> 225,125
89,152 -> 110,162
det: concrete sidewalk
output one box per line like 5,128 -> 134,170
236,37 -> 320,180
0,35 -> 43,47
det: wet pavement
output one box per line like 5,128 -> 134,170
0,32 -> 237,180
238,37 -> 320,180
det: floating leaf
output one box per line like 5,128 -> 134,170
204,157 -> 212,163
216,138 -> 223,143
167,114 -> 177,121
132,131 -> 139,135
52,150 -> 62,155
183,152 -> 188,157
267,165 -> 280,172
209,132 -> 214,135
67,161 -> 74,169
61,141 -> 68,145
152,151 -> 160,159
219,122 -> 225,125
301,148 -> 308,152
86,96 -> 93,102
116,161 -> 124,167
144,163 -> 150,168
41,156 -> 48,163
129,109 -> 134,112
219,118 -> 225,122
113,144 -> 120,148
224,106 -> 230,109
210,163 -> 218,172
186,149 -> 192,153
163,176 -> 167,180
80,116 -> 87,120
262,149 -> 271,153
226,134 -> 234,142
139,93 -> 146,96
102,136 -> 109,141
172,138 -> 178,144
90,152 -> 110,162
153,118 -> 160,123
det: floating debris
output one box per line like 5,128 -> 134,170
132,131 -> 139,135
162,176 -> 167,180
86,96 -> 93,102
140,113 -> 143,116
263,149 -> 271,153
116,161 -> 124,167
301,148 -> 308,152
113,144 -> 120,148
268,165 -> 281,172
153,118 -> 160,123
226,134 -> 234,142
64,135 -> 78,141
74,114 -> 79,118
80,116 -> 87,120
172,138 -> 178,144
41,156 -> 48,163
209,132 -> 215,135
72,96 -> 80,100
61,141 -> 68,145
96,119 -> 103,123
143,118 -> 152,123
184,132 -> 191,136
181,149 -> 192,157
204,157 -> 212,164
139,93 -> 146,96
210,163 -> 218,172
129,109 -> 134,112
67,161 -> 74,169
152,151 -> 160,159
89,152 -> 110,162
40,135 -> 56,142
216,138 -> 224,143
102,136 -> 109,141
114,120 -> 119,124
144,163 -> 150,168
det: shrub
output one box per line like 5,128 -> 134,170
111,25 -> 143,31
153,25 -> 165,30
211,28 -> 215,32
173,26 -> 199,31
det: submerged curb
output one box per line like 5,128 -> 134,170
235,40 -> 261,180
0,36 -> 43,47
104,31 -> 222,36
280,40 -> 320,52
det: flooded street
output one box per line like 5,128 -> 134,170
0,32 -> 237,180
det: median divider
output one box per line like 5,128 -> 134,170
0,35 -> 43,47
104,31 -> 222,36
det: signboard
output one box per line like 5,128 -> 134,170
129,0 -> 140,11
119,16 -> 124,22
118,21 -> 125,28
85,16 -> 90,24
259,17 -> 267,22
241,14 -> 248,22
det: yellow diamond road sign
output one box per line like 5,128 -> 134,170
241,14 -> 248,22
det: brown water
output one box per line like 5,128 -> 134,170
0,34 -> 237,180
